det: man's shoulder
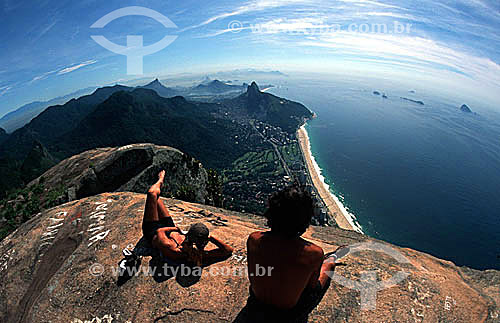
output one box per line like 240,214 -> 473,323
300,239 -> 324,261
247,231 -> 265,244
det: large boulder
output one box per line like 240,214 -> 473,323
0,192 -> 498,322
28,143 -> 211,205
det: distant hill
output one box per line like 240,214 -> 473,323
138,78 -> 248,99
0,87 -> 96,133
0,85 -> 133,161
228,82 -> 313,133
200,75 -> 212,85
139,78 -> 179,98
0,85 -> 132,196
190,80 -> 246,95
51,88 -> 250,170
19,141 -> 57,182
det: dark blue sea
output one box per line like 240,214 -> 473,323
266,75 -> 500,270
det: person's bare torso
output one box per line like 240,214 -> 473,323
247,231 -> 323,309
153,231 -> 186,260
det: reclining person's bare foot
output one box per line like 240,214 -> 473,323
157,170 -> 165,187
147,170 -> 166,198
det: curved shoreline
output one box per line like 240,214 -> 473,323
297,125 -> 364,233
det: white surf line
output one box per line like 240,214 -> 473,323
301,125 -> 364,234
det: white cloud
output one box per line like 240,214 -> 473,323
181,0 -> 320,32
37,20 -> 58,39
295,32 -> 500,88
28,60 -> 98,85
336,0 -> 406,10
29,68 -> 59,84
57,60 -> 98,75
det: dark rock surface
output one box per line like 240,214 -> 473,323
0,192 -> 498,322
28,143 -> 211,206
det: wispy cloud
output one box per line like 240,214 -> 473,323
38,20 -> 58,38
30,19 -> 59,42
28,60 -> 98,85
296,32 -> 500,87
336,0 -> 407,10
0,86 -> 12,96
199,0 -> 499,91
180,0 -> 320,32
29,68 -> 59,84
57,60 -> 97,75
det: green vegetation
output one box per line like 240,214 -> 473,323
0,181 -> 66,240
278,143 -> 302,164
206,169 -> 224,207
175,184 -> 197,203
222,144 -> 302,214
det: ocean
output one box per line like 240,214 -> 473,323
266,75 -> 500,270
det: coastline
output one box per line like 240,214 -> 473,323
297,124 -> 364,233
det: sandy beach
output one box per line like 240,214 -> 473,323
297,125 -> 363,233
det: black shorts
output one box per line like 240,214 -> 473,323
239,282 -> 328,323
142,217 -> 175,244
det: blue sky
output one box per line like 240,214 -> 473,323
0,0 -> 499,116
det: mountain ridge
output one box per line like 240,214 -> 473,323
227,81 -> 313,133
0,86 -> 96,133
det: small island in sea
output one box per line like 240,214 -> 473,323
401,97 -> 425,105
372,91 -> 387,99
460,104 -> 472,113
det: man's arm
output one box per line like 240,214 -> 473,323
306,245 -> 339,289
203,235 -> 234,265
306,246 -> 324,288
156,226 -> 180,236
317,260 -> 336,288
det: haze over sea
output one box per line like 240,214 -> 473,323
266,74 -> 500,270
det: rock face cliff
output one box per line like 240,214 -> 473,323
0,192 -> 498,322
27,143 -> 214,206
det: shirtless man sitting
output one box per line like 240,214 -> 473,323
142,170 -> 233,266
243,186 -> 339,322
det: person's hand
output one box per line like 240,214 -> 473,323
323,256 -> 347,271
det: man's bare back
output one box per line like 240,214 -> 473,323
247,231 -> 324,309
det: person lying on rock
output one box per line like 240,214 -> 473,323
240,185 -> 341,322
142,170 -> 233,267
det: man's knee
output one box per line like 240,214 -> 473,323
147,188 -> 160,199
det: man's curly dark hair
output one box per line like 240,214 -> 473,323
263,185 -> 315,237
